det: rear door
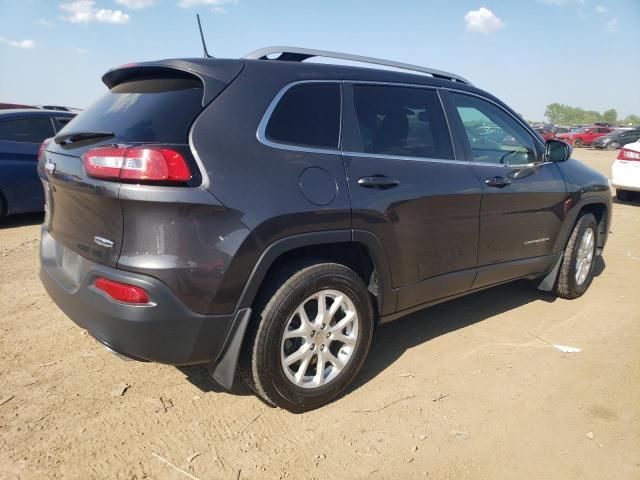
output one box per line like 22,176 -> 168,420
0,115 -> 56,213
342,83 -> 482,311
445,91 -> 567,288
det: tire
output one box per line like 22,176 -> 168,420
555,213 -> 598,299
616,189 -> 631,202
609,141 -> 619,150
241,262 -> 374,412
573,138 -> 583,147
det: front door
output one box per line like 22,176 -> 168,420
342,83 -> 483,311
446,91 -> 567,288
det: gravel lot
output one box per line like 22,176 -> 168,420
1,148 -> 638,480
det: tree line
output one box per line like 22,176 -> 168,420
544,103 -> 640,126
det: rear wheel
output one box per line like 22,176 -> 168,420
573,138 -> 583,147
609,141 -> 619,150
555,213 -> 597,299
241,262 -> 374,412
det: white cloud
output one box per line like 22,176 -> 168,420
0,36 -> 37,48
60,1 -> 130,24
606,17 -> 618,32
37,18 -> 55,26
115,0 -> 156,9
464,7 -> 504,34
178,0 -> 238,13
595,5 -> 608,14
75,47 -> 90,54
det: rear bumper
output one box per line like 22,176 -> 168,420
40,226 -> 244,365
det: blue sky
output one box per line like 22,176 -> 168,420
0,0 -> 638,121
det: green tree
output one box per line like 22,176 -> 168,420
602,109 -> 617,123
623,114 -> 640,125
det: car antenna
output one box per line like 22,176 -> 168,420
196,14 -> 213,58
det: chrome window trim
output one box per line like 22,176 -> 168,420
256,80 -> 343,156
257,80 -> 462,163
256,80 -> 549,169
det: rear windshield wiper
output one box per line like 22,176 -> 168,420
55,131 -> 115,145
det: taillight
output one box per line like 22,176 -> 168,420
95,277 -> 149,304
82,146 -> 192,182
617,148 -> 640,161
39,137 -> 53,160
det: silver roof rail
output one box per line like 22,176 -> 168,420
244,46 -> 472,85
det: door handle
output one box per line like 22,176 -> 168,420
485,176 -> 511,188
357,176 -> 400,188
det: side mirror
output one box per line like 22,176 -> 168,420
546,139 -> 572,162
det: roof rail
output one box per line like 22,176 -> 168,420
244,46 -> 472,85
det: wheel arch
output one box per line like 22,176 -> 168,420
235,230 -> 396,318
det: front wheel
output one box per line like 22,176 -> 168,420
242,262 -> 374,412
609,141 -> 619,150
555,213 -> 598,299
573,138 -> 584,147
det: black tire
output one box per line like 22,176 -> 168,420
573,138 -> 583,147
609,141 -> 619,150
555,213 -> 598,299
616,189 -> 631,202
241,262 -> 374,412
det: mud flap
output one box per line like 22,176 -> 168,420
210,308 -> 251,389
537,253 -> 563,292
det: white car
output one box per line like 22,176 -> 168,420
611,140 -> 640,202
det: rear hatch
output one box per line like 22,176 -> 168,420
41,59 -> 243,267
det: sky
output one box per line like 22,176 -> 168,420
0,0 -> 638,121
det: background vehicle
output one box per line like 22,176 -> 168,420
592,128 -> 640,150
0,109 -> 75,215
611,140 -> 640,202
554,126 -> 571,135
556,126 -> 614,147
534,126 -> 555,141
39,47 -> 611,412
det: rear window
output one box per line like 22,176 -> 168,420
0,117 -> 55,143
265,83 -> 341,149
62,77 -> 204,143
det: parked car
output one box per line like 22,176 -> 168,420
592,129 -> 640,150
39,47 -> 612,412
553,126 -> 570,135
534,126 -> 556,141
611,140 -> 640,202
0,109 -> 75,216
556,126 -> 614,147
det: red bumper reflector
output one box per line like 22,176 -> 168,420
95,277 -> 149,304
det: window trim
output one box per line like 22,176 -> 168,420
0,115 -> 57,144
257,80 -> 343,155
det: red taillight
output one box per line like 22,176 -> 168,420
95,277 -> 149,304
39,137 -> 53,160
617,148 -> 640,161
82,146 -> 192,182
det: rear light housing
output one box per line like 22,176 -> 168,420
38,137 -> 53,160
95,277 -> 149,304
617,148 -> 640,161
82,146 -> 192,183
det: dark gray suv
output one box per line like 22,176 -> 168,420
39,47 -> 611,412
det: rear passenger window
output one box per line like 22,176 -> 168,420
266,84 -> 340,149
351,85 -> 453,160
0,117 -> 55,143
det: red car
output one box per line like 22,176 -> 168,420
556,126 -> 614,147
534,126 -> 556,141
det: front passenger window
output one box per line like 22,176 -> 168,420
451,93 -> 538,166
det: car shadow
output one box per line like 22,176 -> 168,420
0,212 -> 44,230
180,257 -> 606,401
612,196 -> 640,207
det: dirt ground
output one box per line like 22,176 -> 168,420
1,148 -> 639,480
